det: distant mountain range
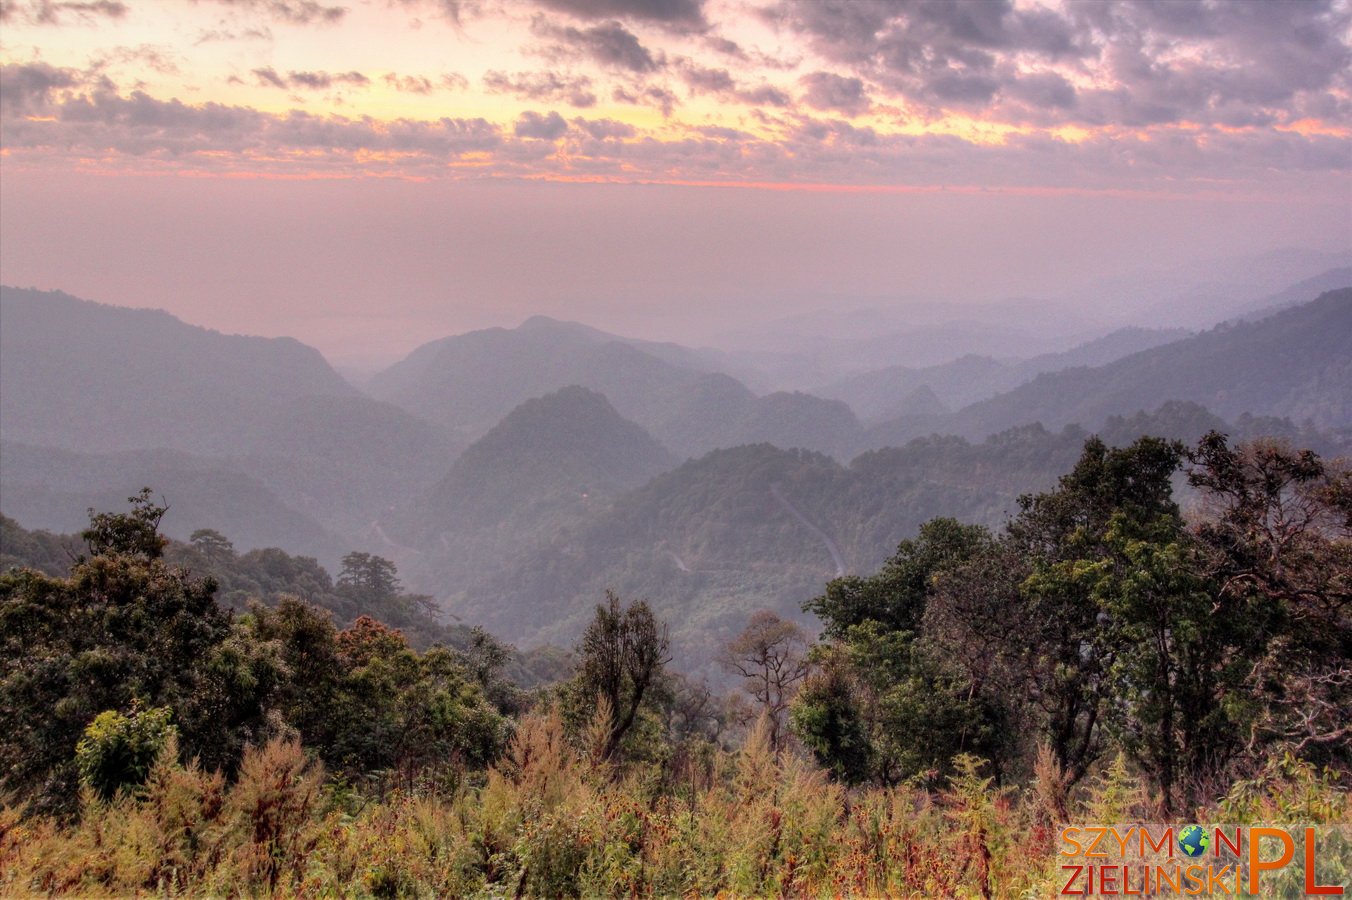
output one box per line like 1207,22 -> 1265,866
0,286 -> 455,550
2,275 -> 1348,673
926,287 -> 1351,443
446,401 -> 1339,678
366,314 -> 862,459
818,326 -> 1191,421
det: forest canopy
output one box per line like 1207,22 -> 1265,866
1,431 -> 1348,896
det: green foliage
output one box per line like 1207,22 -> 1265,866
75,705 -> 177,801
0,520 -> 233,815
2,430 -> 1350,896
1,495 -> 509,818
808,517 -> 991,639
564,591 -> 670,763
81,488 -> 169,560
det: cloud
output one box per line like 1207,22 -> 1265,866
383,73 -> 435,94
392,0 -> 478,26
678,62 -> 734,94
2,89 -> 506,178
484,70 -> 597,107
514,109 -> 569,139
4,75 -> 1348,190
769,0 -> 1352,129
2,0 -> 126,24
612,84 -> 677,116
193,26 -> 274,44
736,84 -> 791,108
205,0 -> 346,26
800,71 -> 869,115
574,116 -> 634,139
536,19 -> 661,73
253,68 -> 370,90
0,62 -> 80,114
531,0 -> 704,30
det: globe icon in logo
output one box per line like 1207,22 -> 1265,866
1178,825 -> 1210,858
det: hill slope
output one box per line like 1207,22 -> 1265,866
0,441 -> 345,565
819,326 -> 1190,421
0,287 -> 457,543
0,287 -> 355,454
368,317 -> 863,458
940,288 -> 1352,440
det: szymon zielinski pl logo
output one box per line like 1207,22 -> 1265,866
1058,824 -> 1350,896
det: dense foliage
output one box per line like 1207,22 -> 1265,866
794,433 -> 1351,816
1,431 -> 1348,897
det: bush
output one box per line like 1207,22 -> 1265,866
74,705 -> 177,801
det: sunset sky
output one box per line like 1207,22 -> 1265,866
2,0 -> 1350,366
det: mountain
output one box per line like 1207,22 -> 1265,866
0,287 -> 355,454
368,316 -> 863,458
0,441 -> 345,565
394,386 -> 677,592
819,326 -> 1190,422
1079,247 -> 1352,330
445,402 -> 1311,679
1236,266 -> 1352,321
409,387 -> 676,540
0,287 -> 456,544
934,288 -> 1352,441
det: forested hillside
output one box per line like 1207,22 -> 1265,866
0,442 -> 346,565
932,287 -> 1352,441
0,288 -> 457,543
820,325 -> 1191,421
395,387 -> 677,588
3,431 -> 1346,896
367,315 -> 864,459
446,402 -> 1339,677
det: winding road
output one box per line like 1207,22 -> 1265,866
769,483 -> 847,578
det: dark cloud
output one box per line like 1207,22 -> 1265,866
207,0 -> 346,26
736,84 -> 791,108
770,0 -> 1352,128
1003,71 -> 1076,110
0,62 -> 79,115
679,62 -> 734,94
253,68 -> 369,90
2,86 -> 502,170
800,71 -> 869,115
531,0 -> 703,30
514,109 -> 569,140
612,84 -> 677,116
484,70 -> 597,107
536,19 -> 661,73
383,73 -> 435,94
574,116 -> 634,139
2,0 -> 126,24
705,35 -> 743,58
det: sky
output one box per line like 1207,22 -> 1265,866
1,0 -> 1350,367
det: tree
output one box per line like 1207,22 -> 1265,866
807,518 -> 990,639
1,496 -> 239,815
75,704 -> 177,800
82,487 -> 168,560
336,551 -> 435,627
572,591 -> 670,762
189,528 -> 236,566
337,552 -> 401,606
790,648 -> 872,784
719,610 -> 810,751
1008,436 -> 1185,791
1187,433 -> 1352,768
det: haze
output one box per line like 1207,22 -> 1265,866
1,0 -> 1350,367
